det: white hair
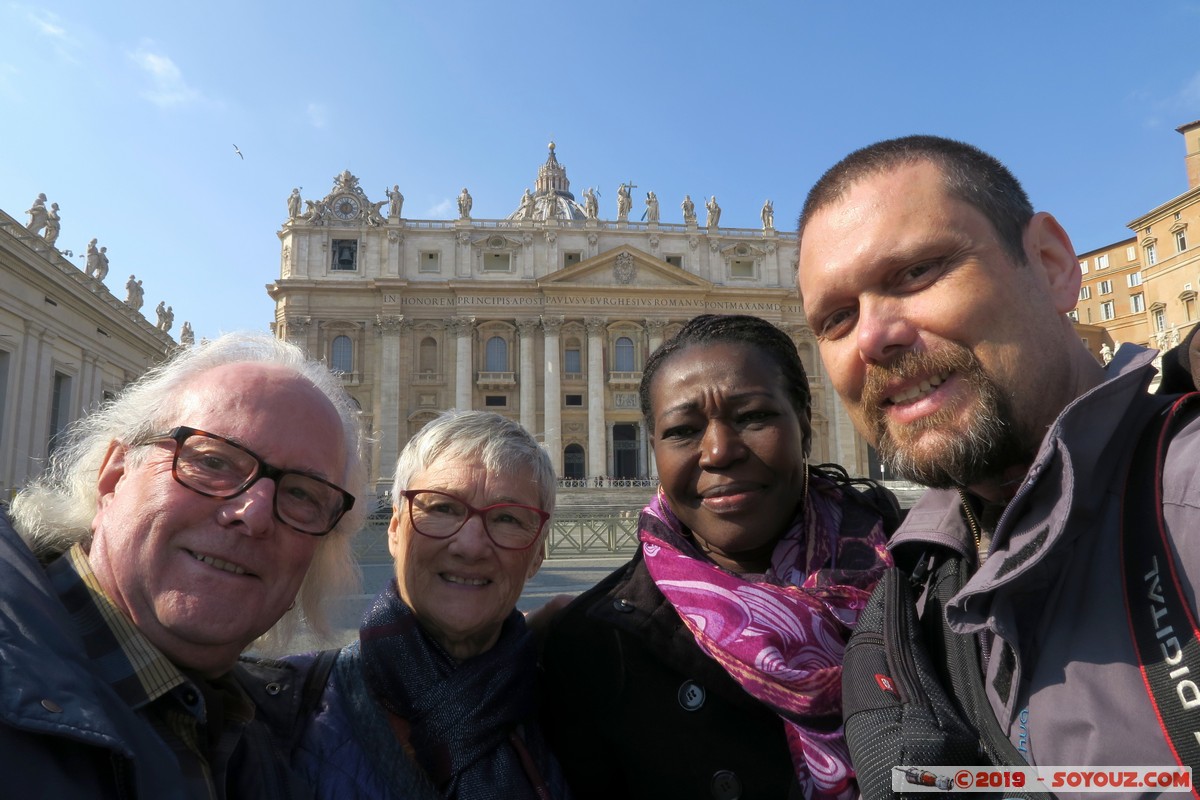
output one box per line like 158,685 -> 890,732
10,331 -> 367,648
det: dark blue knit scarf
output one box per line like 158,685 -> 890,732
358,580 -> 551,800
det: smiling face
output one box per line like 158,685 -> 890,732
389,458 -> 545,660
87,363 -> 346,677
797,160 -> 1093,498
648,341 -> 810,573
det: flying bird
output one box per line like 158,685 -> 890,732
233,144 -> 244,160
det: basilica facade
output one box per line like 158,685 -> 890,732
269,145 -> 871,490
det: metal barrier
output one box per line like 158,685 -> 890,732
350,507 -> 639,563
544,512 -> 640,556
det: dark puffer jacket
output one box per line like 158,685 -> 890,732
0,511 -> 308,799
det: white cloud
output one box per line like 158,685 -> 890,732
21,7 -> 79,63
428,199 -> 455,218
127,44 -> 202,109
307,102 -> 328,128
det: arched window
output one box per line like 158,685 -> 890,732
331,335 -> 353,374
615,336 -> 635,372
485,336 -> 508,372
418,337 -> 438,373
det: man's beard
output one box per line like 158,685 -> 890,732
862,346 -> 1030,489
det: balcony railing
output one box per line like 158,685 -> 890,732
477,371 -> 516,387
608,371 -> 642,387
412,371 -> 443,383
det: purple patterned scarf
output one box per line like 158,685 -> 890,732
639,472 -> 891,799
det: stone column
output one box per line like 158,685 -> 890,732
585,316 -> 606,479
541,316 -> 563,475
374,314 -> 404,482
645,318 -> 668,355
637,421 -> 649,479
448,317 -> 475,410
517,318 -> 539,435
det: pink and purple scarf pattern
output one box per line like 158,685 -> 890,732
640,473 -> 891,799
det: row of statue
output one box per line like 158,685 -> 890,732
285,181 -> 774,229
26,193 -> 188,341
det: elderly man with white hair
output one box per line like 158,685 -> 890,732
2,332 -> 367,799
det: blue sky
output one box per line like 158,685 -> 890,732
3,1 -> 1200,341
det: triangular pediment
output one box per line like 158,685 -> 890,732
540,245 -> 711,289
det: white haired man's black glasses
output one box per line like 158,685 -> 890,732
144,425 -> 355,536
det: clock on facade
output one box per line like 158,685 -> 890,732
332,195 -> 361,220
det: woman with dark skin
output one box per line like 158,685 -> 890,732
541,314 -> 894,800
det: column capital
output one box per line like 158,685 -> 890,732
644,318 -> 668,334
445,316 -> 476,337
373,314 -> 405,335
584,316 -> 607,336
516,317 -> 541,337
541,315 -> 564,335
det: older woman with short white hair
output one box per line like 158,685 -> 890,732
289,410 -> 570,800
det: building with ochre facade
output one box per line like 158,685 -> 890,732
269,145 -> 873,490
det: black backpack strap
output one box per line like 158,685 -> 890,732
1122,392 -> 1200,785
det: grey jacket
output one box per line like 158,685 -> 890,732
893,345 -> 1200,796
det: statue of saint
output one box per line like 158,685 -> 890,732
518,189 -> 535,220
125,275 -> 144,311
1099,342 -> 1113,364
681,195 -> 696,225
180,321 -> 195,346
85,239 -> 100,277
44,203 -> 61,246
583,187 -> 599,221
388,184 -> 404,218
705,195 -> 721,229
617,183 -> 632,221
26,194 -> 48,234
156,302 -> 174,332
287,188 -> 302,220
458,188 -> 473,219
645,191 -> 660,224
761,199 -> 774,230
94,246 -> 110,281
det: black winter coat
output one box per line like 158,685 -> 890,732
541,550 -> 805,800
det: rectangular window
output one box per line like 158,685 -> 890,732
331,239 -> 358,271
419,251 -> 441,273
48,371 -> 72,455
1100,301 -> 1115,321
729,259 -> 755,278
1096,254 -> 1109,270
1098,280 -> 1113,295
565,394 -> 583,407
1079,260 -> 1089,274
1127,271 -> 1143,287
564,348 -> 582,374
1067,310 -> 1079,322
0,350 -> 8,452
1131,293 -> 1145,313
1126,246 -> 1137,261
563,252 -> 582,268
483,253 -> 512,272
484,395 -> 507,408
665,255 -> 683,268
1177,230 -> 1188,253
1155,309 -> 1167,332
1147,244 -> 1158,266
1079,286 -> 1091,300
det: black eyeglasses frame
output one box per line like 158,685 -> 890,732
145,425 -> 355,536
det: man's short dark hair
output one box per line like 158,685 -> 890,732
797,135 -> 1034,264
